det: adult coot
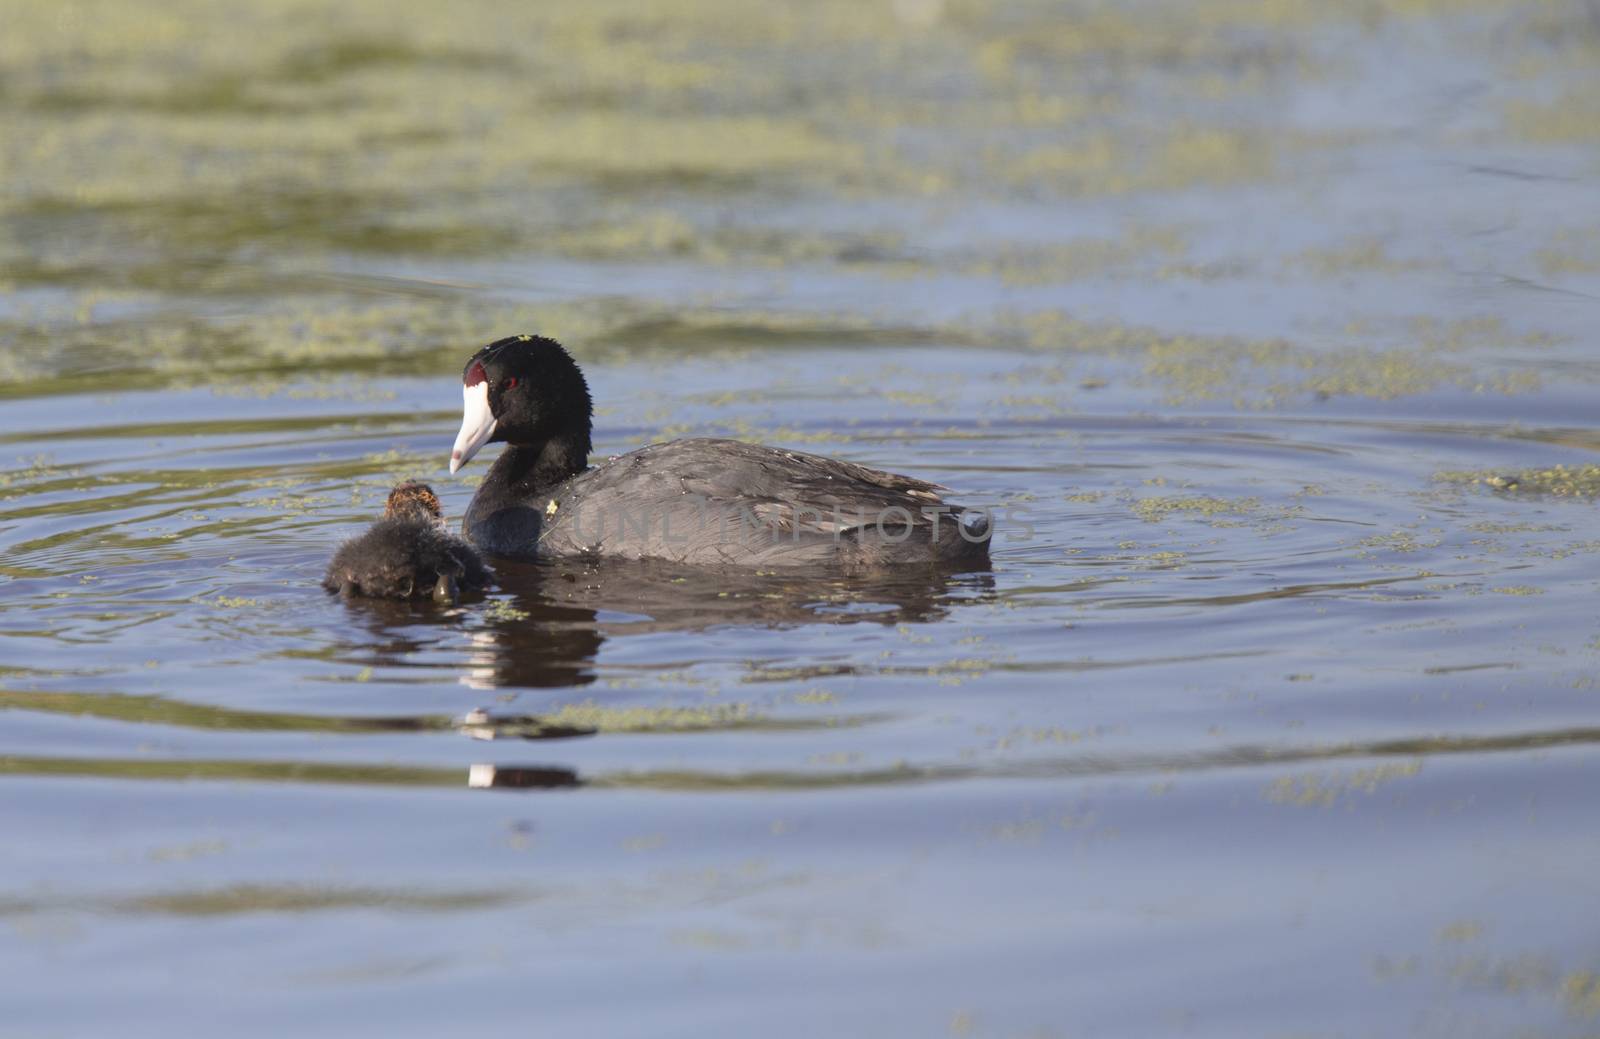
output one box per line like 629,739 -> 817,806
324,482 -> 491,602
449,335 -> 992,570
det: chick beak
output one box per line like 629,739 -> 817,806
450,380 -> 496,474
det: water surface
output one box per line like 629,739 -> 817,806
3,1 -> 1600,1035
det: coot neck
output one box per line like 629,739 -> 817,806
495,428 -> 591,495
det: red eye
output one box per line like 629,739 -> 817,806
505,377 -> 519,390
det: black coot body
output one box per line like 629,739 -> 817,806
324,482 -> 491,601
448,336 -> 992,570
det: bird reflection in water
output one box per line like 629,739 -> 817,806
329,583 -> 604,691
458,555 -> 993,683
331,554 -> 994,756
450,559 -> 992,789
495,555 -> 994,635
466,763 -> 582,790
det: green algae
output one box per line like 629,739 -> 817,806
1437,464 -> 1600,499
1356,531 -> 1443,554
5,723 -> 1600,800
210,595 -> 265,609
0,754 -> 458,787
1266,760 -> 1422,807
0,294 -> 986,400
1293,238 -> 1432,277
1505,92 -> 1600,144
0,884 -> 521,918
481,600 -> 531,622
1004,127 -> 1284,196
0,0 -> 1578,229
0,690 -> 454,734
994,310 -> 1547,407
1536,225 -> 1600,278
1438,920 -> 1485,943
1132,496 -> 1259,523
965,227 -> 1189,285
0,0 -> 1583,414
540,700 -> 861,733
1565,971 -> 1600,1017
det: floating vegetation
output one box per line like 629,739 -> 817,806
997,311 -> 1547,407
1356,531 -> 1442,554
1505,93 -> 1600,144
1566,972 -> 1600,1018
538,700 -> 857,733
1438,920 -> 1484,944
1266,761 -> 1422,808
0,690 -> 454,734
0,0 -> 1578,416
210,595 -> 266,609
1132,496 -> 1259,523
1294,238 -> 1431,277
550,698 -> 748,730
1437,465 -> 1600,499
481,599 -> 532,622
0,884 -> 521,918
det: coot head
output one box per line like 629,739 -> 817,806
450,335 -> 592,475
384,481 -> 444,523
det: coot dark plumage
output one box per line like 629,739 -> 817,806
324,482 -> 491,602
449,336 -> 992,570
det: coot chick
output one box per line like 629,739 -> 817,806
449,335 -> 992,570
324,482 -> 491,602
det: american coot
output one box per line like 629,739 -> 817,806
449,336 -> 993,570
324,482 -> 492,602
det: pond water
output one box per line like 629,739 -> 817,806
2,1 -> 1599,1035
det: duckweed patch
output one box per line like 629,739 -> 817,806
481,600 -> 531,622
1266,761 -> 1423,807
0,690 -> 453,734
1132,496 -> 1259,523
1437,465 -> 1600,499
997,311 -> 1547,407
2,0 -> 1343,298
0,0 -> 1584,417
1356,531 -> 1443,554
0,295 -> 992,399
1566,972 -> 1600,1018
118,884 -> 519,917
541,700 -> 827,733
210,596 -> 265,609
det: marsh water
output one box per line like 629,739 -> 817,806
3,1 -> 1600,1035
